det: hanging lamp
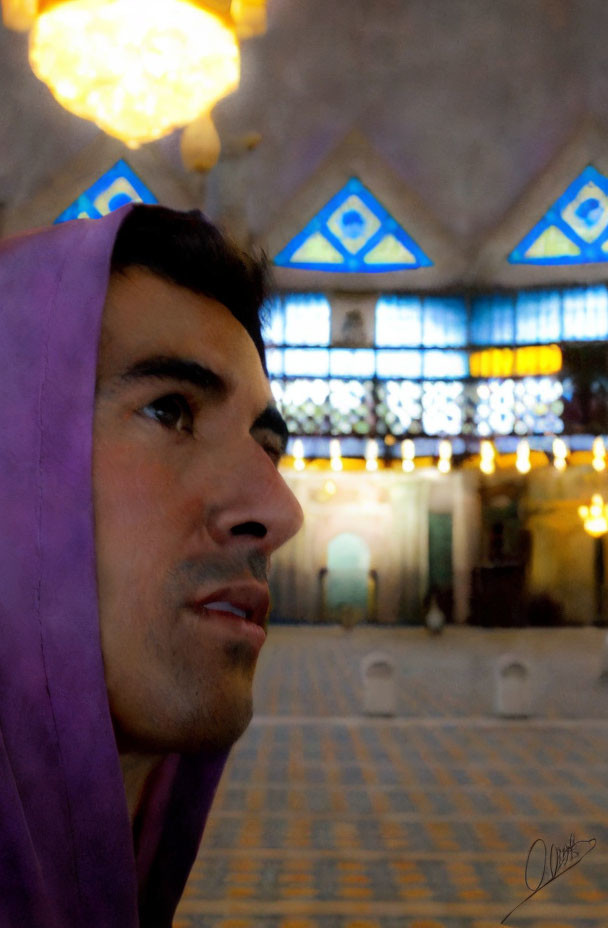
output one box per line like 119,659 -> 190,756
2,0 -> 266,148
579,494 -> 608,538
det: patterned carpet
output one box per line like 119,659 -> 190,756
174,627 -> 608,928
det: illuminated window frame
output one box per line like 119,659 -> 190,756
55,159 -> 157,223
274,178 -> 433,273
509,165 -> 608,266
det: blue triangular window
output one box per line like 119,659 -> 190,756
274,177 -> 433,272
509,165 -> 608,265
55,160 -> 157,224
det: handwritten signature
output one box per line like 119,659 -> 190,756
501,832 -> 596,924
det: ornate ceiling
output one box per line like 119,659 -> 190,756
0,0 -> 606,252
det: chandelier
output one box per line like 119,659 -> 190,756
2,0 -> 266,147
578,494 -> 608,538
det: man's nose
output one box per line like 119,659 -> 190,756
205,446 -> 303,552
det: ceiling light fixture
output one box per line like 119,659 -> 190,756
2,0 -> 265,148
579,494 -> 608,538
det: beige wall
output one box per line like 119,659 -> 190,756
269,467 -> 479,625
269,462 -> 608,627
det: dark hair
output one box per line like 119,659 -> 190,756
110,204 -> 269,372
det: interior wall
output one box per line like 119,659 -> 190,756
525,466 -> 607,624
269,468 -> 480,625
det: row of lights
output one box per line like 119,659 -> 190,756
295,436 -> 608,540
291,436 -> 608,476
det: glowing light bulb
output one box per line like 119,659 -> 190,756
516,439 -> 531,474
552,437 -> 568,472
28,0 -> 241,147
479,440 -> 496,475
292,438 -> 305,472
579,494 -> 608,537
437,439 -> 452,474
401,439 -> 415,473
593,437 -> 606,473
330,439 -> 343,472
365,439 -> 378,472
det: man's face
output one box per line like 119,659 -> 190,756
93,268 -> 303,754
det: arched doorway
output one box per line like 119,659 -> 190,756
322,533 -> 375,626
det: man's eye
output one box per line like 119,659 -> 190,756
262,440 -> 284,466
140,394 -> 194,433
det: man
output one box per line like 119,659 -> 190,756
0,204 -> 303,927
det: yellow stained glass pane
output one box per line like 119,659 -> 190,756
601,239 -> 608,253
525,225 -> 580,259
290,232 -> 344,265
93,177 -> 142,215
363,234 -> 417,266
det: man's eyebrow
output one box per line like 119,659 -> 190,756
117,356 -> 225,392
251,405 -> 289,453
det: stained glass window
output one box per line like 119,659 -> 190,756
562,286 -> 608,340
509,165 -> 608,265
376,350 -> 422,379
376,295 -> 467,347
283,349 -> 330,377
55,159 -> 157,223
471,286 -> 608,345
265,288 -> 580,442
470,295 -> 515,345
515,290 -> 561,344
284,294 -> 331,345
271,379 -> 330,434
271,378 -> 376,436
422,350 -> 468,379
375,381 -> 465,437
377,381 -> 423,435
265,348 -> 284,377
471,378 -> 564,436
274,178 -> 432,272
329,350 -> 376,378
375,296 -> 422,345
328,380 -> 373,434
421,382 -> 464,435
422,297 -> 467,346
263,294 -> 331,347
263,298 -> 285,346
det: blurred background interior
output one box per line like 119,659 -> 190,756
3,1 -> 608,925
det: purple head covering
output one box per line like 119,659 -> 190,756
0,208 -> 227,927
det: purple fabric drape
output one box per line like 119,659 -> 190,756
0,209 -> 227,927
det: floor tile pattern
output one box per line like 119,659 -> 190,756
174,628 -> 608,928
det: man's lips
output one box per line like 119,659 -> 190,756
187,584 -> 270,628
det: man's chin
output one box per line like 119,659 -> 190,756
113,697 -> 254,756
181,700 -> 254,755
